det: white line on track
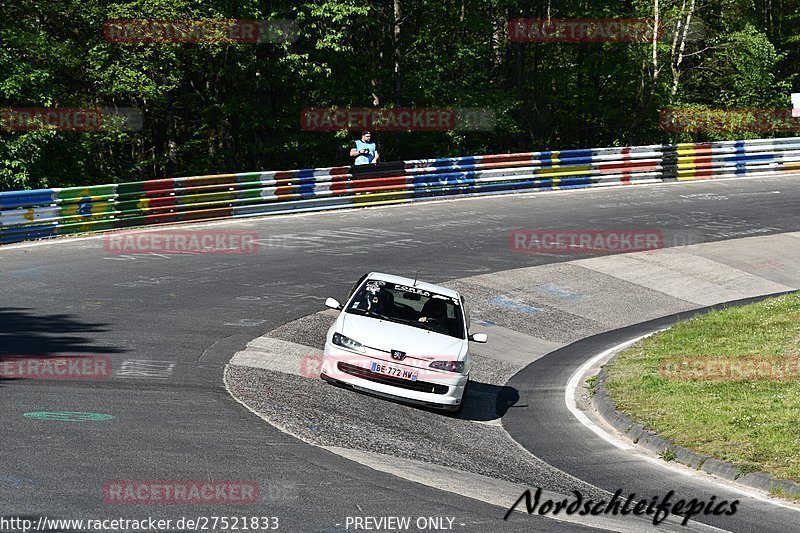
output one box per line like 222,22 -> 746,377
566,331 -> 800,512
564,333 -> 658,450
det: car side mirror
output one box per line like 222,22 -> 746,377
325,297 -> 342,310
469,333 -> 488,343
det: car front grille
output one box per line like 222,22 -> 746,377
337,362 -> 449,395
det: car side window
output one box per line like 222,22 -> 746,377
461,295 -> 471,334
347,274 -> 368,299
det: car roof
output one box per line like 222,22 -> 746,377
366,272 -> 461,299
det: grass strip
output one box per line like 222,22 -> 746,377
604,292 -> 800,482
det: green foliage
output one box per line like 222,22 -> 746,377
685,26 -> 791,107
0,0 -> 798,190
605,292 -> 800,482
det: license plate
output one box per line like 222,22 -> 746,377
370,361 -> 418,381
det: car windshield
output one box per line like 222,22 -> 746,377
346,279 -> 465,339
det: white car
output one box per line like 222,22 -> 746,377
320,272 -> 487,412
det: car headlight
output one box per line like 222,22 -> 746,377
428,360 -> 466,373
332,332 -> 365,353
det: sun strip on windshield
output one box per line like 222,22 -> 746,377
384,282 -> 460,305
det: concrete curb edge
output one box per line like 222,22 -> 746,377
592,367 -> 800,498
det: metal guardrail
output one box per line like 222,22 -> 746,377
2,137 -> 799,244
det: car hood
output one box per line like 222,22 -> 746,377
340,313 -> 466,360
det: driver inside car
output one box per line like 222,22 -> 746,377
418,298 -> 448,324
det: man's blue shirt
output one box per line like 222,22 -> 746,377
354,140 -> 376,165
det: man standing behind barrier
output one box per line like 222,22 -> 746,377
349,130 -> 379,165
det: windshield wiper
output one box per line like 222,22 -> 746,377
347,308 -> 401,324
369,311 -> 397,322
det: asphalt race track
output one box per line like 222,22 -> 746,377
2,176 -> 800,532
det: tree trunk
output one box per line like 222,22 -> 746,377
670,0 -> 697,97
627,0 -> 663,143
165,94 -> 177,177
651,0 -> 660,87
393,0 -> 402,105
